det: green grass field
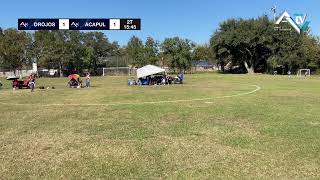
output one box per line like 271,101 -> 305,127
0,74 -> 319,179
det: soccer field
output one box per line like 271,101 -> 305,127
0,74 -> 319,179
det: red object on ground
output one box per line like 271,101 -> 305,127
12,80 -> 30,89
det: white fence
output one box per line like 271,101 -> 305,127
0,70 -> 34,77
102,67 -> 137,76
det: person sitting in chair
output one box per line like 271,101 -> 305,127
68,78 -> 78,88
161,75 -> 166,85
174,73 -> 184,84
12,79 -> 19,90
77,78 -> 82,88
167,76 -> 173,84
178,73 -> 184,83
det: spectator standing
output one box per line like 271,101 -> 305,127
29,74 -> 36,92
86,73 -> 91,88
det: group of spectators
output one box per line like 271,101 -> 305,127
6,73 -> 91,92
128,73 -> 184,86
68,78 -> 83,88
68,73 -> 91,88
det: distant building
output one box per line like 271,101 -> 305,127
192,60 -> 217,72
192,60 -> 214,68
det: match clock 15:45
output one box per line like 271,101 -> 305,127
123,24 -> 137,30
120,19 -> 141,30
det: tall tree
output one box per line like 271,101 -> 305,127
161,37 -> 194,72
52,31 -> 72,76
0,29 -> 32,72
301,35 -> 320,72
144,37 -> 159,65
209,16 -> 319,74
126,36 -> 145,67
211,16 -> 274,73
83,32 -> 115,74
192,44 -> 213,61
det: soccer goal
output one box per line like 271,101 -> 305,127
102,67 -> 137,76
297,69 -> 311,77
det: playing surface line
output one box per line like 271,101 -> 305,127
0,85 -> 261,107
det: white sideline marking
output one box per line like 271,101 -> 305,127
205,102 -> 214,104
0,85 -> 261,107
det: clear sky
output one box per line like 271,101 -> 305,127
1,0 -> 319,46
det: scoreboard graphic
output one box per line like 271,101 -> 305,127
18,18 -> 141,30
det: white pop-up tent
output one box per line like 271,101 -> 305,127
136,65 -> 166,78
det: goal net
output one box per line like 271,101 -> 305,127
297,69 -> 311,77
102,67 -> 137,76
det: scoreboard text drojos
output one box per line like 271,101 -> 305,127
18,18 -> 141,30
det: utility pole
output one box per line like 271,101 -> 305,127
271,5 -> 277,22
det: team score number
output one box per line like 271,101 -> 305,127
123,24 -> 137,30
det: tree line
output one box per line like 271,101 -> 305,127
0,28 -> 203,76
210,16 -> 320,74
1,15 -> 320,75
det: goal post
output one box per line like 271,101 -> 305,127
102,67 -> 137,76
297,69 -> 311,77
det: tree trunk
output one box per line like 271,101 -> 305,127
244,61 -> 254,74
219,60 -> 225,72
59,63 -> 63,77
220,63 -> 225,72
244,48 -> 255,74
